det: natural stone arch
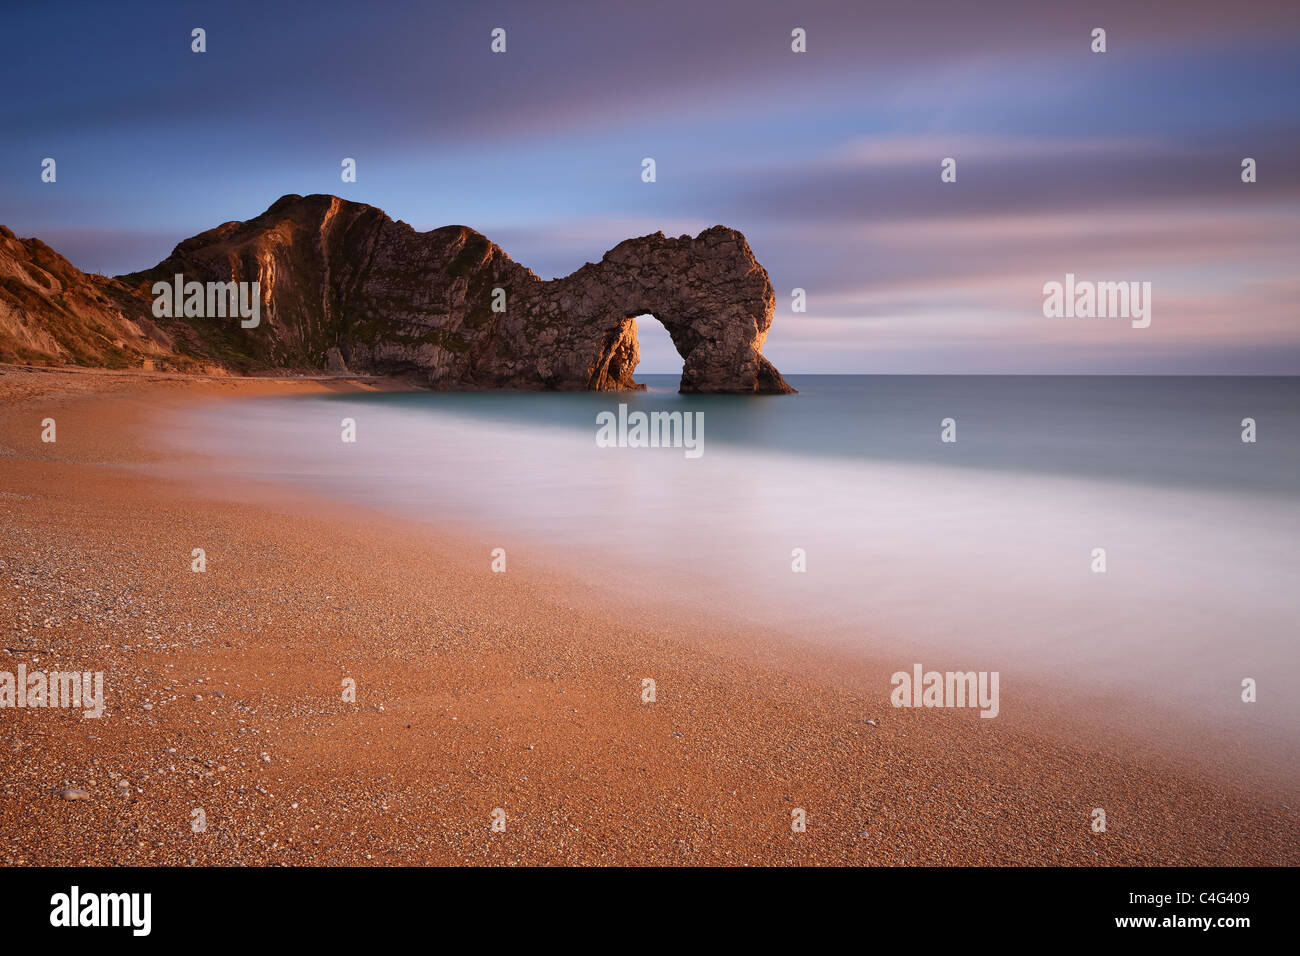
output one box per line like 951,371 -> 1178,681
522,226 -> 794,394
125,195 -> 795,393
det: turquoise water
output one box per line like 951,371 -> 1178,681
316,374 -> 1300,497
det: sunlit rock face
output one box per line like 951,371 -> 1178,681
0,225 -> 184,369
3,194 -> 793,392
131,194 -> 795,392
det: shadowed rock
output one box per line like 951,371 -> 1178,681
525,226 -> 792,394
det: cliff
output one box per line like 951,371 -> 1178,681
2,195 -> 794,393
0,226 -> 205,371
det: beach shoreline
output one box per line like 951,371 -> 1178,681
1,364 -> 1295,866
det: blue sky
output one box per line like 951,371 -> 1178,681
2,0 -> 1297,372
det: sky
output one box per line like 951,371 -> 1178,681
2,0 -> 1297,374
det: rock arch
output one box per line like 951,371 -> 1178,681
121,195 -> 795,393
516,226 -> 794,393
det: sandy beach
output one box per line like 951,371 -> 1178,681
0,364 -> 1295,866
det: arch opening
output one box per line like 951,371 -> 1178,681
632,313 -> 683,389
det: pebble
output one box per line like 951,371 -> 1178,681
59,789 -> 91,800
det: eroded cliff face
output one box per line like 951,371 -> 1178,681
5,195 -> 795,393
0,226 -> 197,369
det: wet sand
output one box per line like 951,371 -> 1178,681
0,364 -> 1295,865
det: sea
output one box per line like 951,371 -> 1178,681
161,374 -> 1300,744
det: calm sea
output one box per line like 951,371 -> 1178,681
163,375 -> 1300,739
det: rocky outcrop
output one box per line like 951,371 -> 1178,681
508,227 -> 791,393
0,226 -> 196,369
3,195 -> 795,393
